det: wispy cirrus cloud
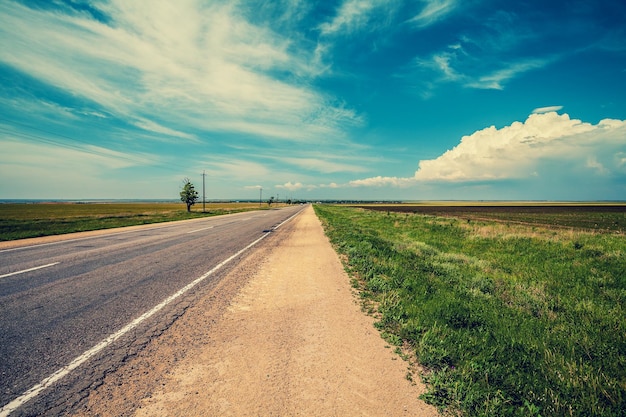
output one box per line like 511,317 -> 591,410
0,1 -> 359,144
319,0 -> 377,36
464,59 -> 550,90
401,6 -> 562,96
0,135 -> 153,172
0,136 -> 171,199
318,0 -> 397,36
133,118 -> 197,141
408,43 -> 551,94
408,0 -> 458,28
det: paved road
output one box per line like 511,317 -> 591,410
0,205 -> 305,415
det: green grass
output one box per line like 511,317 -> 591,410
314,205 -> 625,417
0,202 -> 265,241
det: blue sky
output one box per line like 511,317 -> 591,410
1,0 -> 625,201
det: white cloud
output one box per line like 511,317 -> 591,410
318,0 -> 394,36
409,45 -> 550,95
464,59 -> 548,90
314,0 -> 400,73
319,0 -> 376,35
413,48 -> 462,82
409,0 -> 457,28
0,134 -> 164,198
586,156 -> 609,175
326,112 -> 625,202
405,6 -> 558,96
532,105 -> 564,114
349,176 -> 413,187
206,159 -> 271,182
0,1 -> 358,143
275,181 -> 306,191
413,112 -> 626,181
13,128 -> 193,197
0,137 -> 146,171
133,118 -> 197,141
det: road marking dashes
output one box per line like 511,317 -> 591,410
186,226 -> 214,234
0,262 -> 60,280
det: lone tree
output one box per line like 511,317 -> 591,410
180,178 -> 199,212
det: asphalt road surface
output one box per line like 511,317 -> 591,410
0,205 -> 305,416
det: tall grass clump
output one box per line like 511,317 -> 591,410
314,205 -> 625,417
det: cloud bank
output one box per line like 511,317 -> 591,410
413,112 -> 626,182
344,113 -> 626,196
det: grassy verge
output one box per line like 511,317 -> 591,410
314,205 -> 625,417
0,202 -> 265,241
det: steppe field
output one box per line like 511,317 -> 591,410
315,203 -> 625,417
0,202 -> 266,241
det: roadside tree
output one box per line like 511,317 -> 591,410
180,178 -> 199,212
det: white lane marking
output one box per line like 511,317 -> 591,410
0,263 -> 60,279
0,213 -> 238,254
0,210 -> 303,417
186,226 -> 214,234
0,225 -> 173,254
273,210 -> 301,230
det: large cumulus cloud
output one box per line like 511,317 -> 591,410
413,112 -> 626,182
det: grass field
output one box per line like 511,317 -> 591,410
314,204 -> 625,417
0,202 -> 267,241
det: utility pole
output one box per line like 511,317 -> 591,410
259,187 -> 262,206
202,170 -> 206,213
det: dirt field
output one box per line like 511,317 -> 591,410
351,203 -> 626,232
73,206 -> 438,416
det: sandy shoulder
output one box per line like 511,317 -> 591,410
77,206 -> 438,416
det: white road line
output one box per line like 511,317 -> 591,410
273,210 -> 301,230
0,214 -> 233,254
186,226 -> 214,234
0,224 -> 172,254
0,263 -> 60,279
0,210 -> 303,417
